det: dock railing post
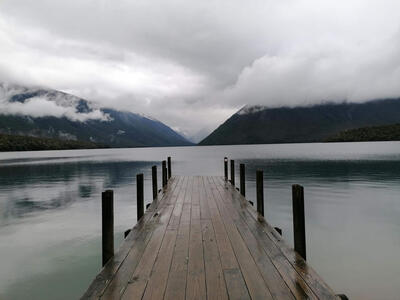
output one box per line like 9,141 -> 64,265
152,165 -> 157,200
230,159 -> 235,186
256,170 -> 264,219
224,157 -> 228,181
167,156 -> 172,179
240,163 -> 245,197
292,184 -> 306,260
137,173 -> 144,221
102,190 -> 114,267
162,160 -> 167,187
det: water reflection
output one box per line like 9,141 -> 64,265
0,161 -> 161,224
1,143 -> 400,299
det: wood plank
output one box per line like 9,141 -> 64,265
164,178 -> 193,300
199,177 -> 228,300
214,176 -> 337,300
206,177 -> 274,300
203,178 -> 239,271
186,177 -> 207,300
118,177 -> 186,300
201,219 -> 229,300
199,177 -> 211,220
163,207 -> 191,299
141,230 -> 178,300
82,177 -> 179,300
84,176 -> 338,300
207,177 -> 295,300
212,176 -> 316,300
223,268 -> 251,300
140,177 -> 189,300
167,176 -> 187,231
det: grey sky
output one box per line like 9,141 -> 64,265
1,0 -> 400,140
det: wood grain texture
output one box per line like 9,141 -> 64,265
83,175 -> 338,300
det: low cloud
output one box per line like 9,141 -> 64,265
0,84 -> 110,122
214,31 -> 400,108
0,0 -> 400,137
0,97 -> 109,122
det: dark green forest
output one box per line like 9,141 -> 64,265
326,123 -> 400,142
0,134 -> 103,151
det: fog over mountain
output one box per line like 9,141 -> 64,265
1,0 -> 400,138
0,83 -> 192,147
0,83 -> 109,122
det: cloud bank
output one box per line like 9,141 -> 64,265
0,0 -> 400,139
0,84 -> 110,122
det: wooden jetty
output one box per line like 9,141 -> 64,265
82,159 -> 346,300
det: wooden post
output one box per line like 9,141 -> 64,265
230,159 -> 235,186
292,184 -> 306,260
224,157 -> 228,181
256,170 -> 264,218
137,173 -> 144,221
162,160 -> 167,187
240,163 -> 245,197
124,229 -> 131,239
102,190 -> 114,266
274,227 -> 282,236
152,165 -> 157,200
167,156 -> 172,179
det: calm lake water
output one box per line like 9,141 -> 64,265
1,142 -> 400,299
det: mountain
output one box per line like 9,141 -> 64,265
326,123 -> 400,142
0,133 -> 103,151
199,99 -> 400,145
0,83 -> 192,148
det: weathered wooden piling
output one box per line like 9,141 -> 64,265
230,159 -> 235,186
152,165 -> 157,200
240,163 -> 245,197
162,160 -> 167,187
274,227 -> 282,236
292,184 -> 306,260
102,190 -> 114,267
224,157 -> 228,181
124,229 -> 131,239
256,170 -> 264,218
137,173 -> 144,221
167,156 -> 172,179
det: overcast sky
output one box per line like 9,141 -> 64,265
1,0 -> 400,140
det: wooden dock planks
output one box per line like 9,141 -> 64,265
82,176 -> 339,300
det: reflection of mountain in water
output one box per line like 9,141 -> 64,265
2,158 -> 400,222
0,160 -> 156,222
238,159 -> 400,183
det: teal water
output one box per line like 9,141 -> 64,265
1,142 -> 400,299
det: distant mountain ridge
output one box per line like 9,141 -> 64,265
0,83 -> 192,148
199,99 -> 400,145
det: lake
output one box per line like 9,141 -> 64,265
1,142 -> 400,299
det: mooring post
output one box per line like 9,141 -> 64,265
162,160 -> 167,187
274,227 -> 282,236
230,159 -> 235,186
292,184 -> 306,260
152,165 -> 157,200
124,229 -> 131,239
137,173 -> 144,221
240,163 -> 245,197
224,157 -> 228,181
102,190 -> 114,267
256,170 -> 264,219
167,156 -> 172,179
